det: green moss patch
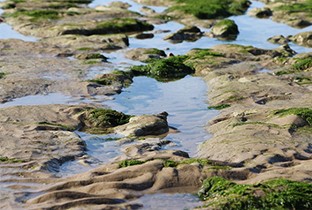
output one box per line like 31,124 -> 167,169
198,176 -> 312,209
130,55 -> 194,81
89,70 -> 133,87
274,108 -> 312,126
5,9 -> 61,22
208,104 -> 231,110
119,159 -> 146,168
84,108 -> 131,127
187,48 -> 224,60
0,156 -> 25,163
0,72 -> 5,79
62,18 -> 154,36
293,57 -> 312,71
277,0 -> 312,17
163,158 -> 231,170
168,0 -> 250,19
37,121 -> 76,131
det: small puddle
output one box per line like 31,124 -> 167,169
0,1 -> 37,42
0,93 -> 107,108
105,76 -> 218,156
136,193 -> 203,210
57,132 -> 123,177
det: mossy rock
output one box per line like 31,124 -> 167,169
81,108 -> 131,134
89,70 -> 133,87
76,53 -> 108,61
4,9 -> 62,22
198,176 -> 312,209
61,18 -> 154,36
274,108 -> 312,126
130,55 -> 194,81
211,19 -> 239,40
168,0 -> 250,19
118,159 -> 146,168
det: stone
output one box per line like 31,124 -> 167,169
164,26 -> 202,43
267,35 -> 289,45
211,19 -> 239,40
114,112 -> 169,136
290,31 -> 312,48
248,7 -> 272,18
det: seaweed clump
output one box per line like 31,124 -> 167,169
169,0 -> 250,19
198,176 -> 312,209
130,55 -> 194,81
81,108 -> 131,134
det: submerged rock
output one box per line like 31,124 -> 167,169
210,19 -> 239,40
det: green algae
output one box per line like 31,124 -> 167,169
0,156 -> 25,163
208,104 -> 231,110
198,176 -> 312,210
0,72 -> 5,79
84,108 -> 131,127
61,18 -> 154,36
293,57 -> 312,71
119,159 -> 146,168
37,121 -> 76,131
163,158 -> 231,170
169,0 -> 250,19
277,0 -> 312,17
89,71 -> 133,87
274,108 -> 312,126
130,55 -> 194,81
187,48 -> 224,60
5,9 -> 61,21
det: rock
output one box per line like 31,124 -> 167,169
108,1 -> 131,9
268,114 -> 307,128
164,26 -> 202,43
114,112 -> 169,136
248,7 -> 272,18
80,108 -> 132,134
125,48 -> 166,62
290,31 -> 312,48
211,19 -> 239,40
267,35 -> 289,45
274,44 -> 297,57
60,18 -> 154,36
140,6 -> 156,15
135,33 -> 154,39
75,53 -> 108,61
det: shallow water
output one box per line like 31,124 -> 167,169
0,2 -> 37,42
136,193 -> 203,210
0,93 -> 108,108
106,76 -> 218,156
0,0 -> 312,208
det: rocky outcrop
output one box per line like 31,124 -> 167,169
290,31 -> 312,48
164,26 -> 202,43
115,112 -> 169,136
210,19 -> 239,40
248,7 -> 272,18
267,35 -> 289,45
125,48 -> 166,62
